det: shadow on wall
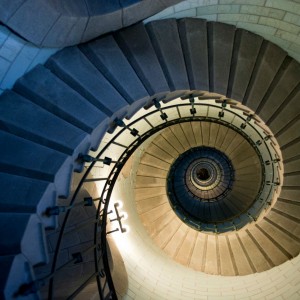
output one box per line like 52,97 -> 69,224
108,235 -> 129,299
34,174 -> 111,299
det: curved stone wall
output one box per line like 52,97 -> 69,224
0,0 -> 181,47
0,25 -> 59,94
146,0 -> 300,62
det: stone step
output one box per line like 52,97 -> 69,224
229,142 -> 256,163
160,127 -> 185,154
175,229 -> 198,267
180,122 -> 198,148
200,122 -> 210,145
169,123 -> 191,151
139,201 -> 171,225
284,158 -> 300,173
114,22 -> 169,97
140,152 -> 171,170
255,223 -> 293,260
146,19 -> 189,92
257,58 -> 300,123
178,18 -> 209,91
164,223 -> 190,259
238,230 -> 271,272
227,136 -> 253,160
45,47 -> 129,120
243,41 -> 287,111
247,225 -> 287,267
136,194 -> 169,215
0,130 -> 72,197
282,139 -> 300,162
0,213 -> 48,266
153,215 -> 182,249
0,91 -> 90,171
231,233 -> 255,275
218,235 -> 236,275
191,121 -> 203,146
136,163 -> 168,178
152,135 -> 180,158
233,155 -> 259,170
14,65 -> 109,151
280,187 -> 300,202
79,35 -> 150,118
277,117 -> 300,149
204,234 -> 219,274
135,175 -> 166,188
0,173 -> 56,228
207,22 -> 235,95
227,29 -> 263,102
267,85 -> 300,135
189,233 -> 207,271
224,132 -> 245,157
214,124 -> 229,150
144,143 -> 175,163
135,187 -> 166,201
0,254 -> 36,300
0,0 -> 172,48
260,217 -> 299,258
207,122 -> 219,148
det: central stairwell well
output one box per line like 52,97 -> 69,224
0,18 -> 299,299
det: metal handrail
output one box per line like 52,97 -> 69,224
22,99 -> 280,299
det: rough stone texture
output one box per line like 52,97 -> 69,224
267,86 -> 300,135
14,65 -> 109,151
45,47 -> 130,119
227,29 -> 263,101
115,22 -> 170,97
207,22 -> 236,95
178,18 -> 209,91
0,130 -> 73,197
0,213 -> 48,266
146,19 -> 190,91
257,58 -> 300,122
146,0 -> 300,62
0,173 -> 56,228
0,90 -> 91,160
243,41 -> 286,111
0,0 -> 182,47
79,35 -> 150,117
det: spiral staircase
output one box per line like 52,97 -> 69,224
134,120 -> 290,275
0,16 -> 299,299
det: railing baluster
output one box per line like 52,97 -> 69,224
153,99 -> 168,121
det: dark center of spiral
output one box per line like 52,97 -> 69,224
196,168 -> 210,181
